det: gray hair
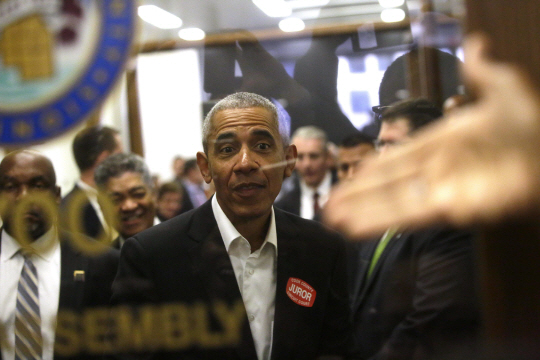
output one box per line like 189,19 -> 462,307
202,92 -> 289,153
291,126 -> 328,151
94,153 -> 153,189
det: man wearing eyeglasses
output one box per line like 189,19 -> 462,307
373,98 -> 443,153
348,98 -> 481,360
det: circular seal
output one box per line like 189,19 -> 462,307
0,0 -> 136,145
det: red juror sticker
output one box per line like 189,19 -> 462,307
286,277 -> 316,307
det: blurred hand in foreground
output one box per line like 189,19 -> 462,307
324,34 -> 540,238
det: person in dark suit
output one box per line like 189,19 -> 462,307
0,150 -> 119,360
274,126 -> 336,221
60,126 -> 123,240
348,99 -> 481,360
112,92 -> 352,359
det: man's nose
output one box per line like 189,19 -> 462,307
121,198 -> 138,211
235,148 -> 259,173
16,185 -> 29,200
346,165 -> 356,180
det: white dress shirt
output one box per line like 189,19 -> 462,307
299,171 -> 332,220
212,196 -> 277,360
0,227 -> 61,360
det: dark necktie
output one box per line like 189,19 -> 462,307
15,253 -> 42,360
313,192 -> 320,219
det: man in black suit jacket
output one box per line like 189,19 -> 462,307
349,227 -> 480,360
0,150 -> 119,360
61,126 -> 122,239
112,92 -> 351,359
275,126 -> 336,221
348,99 -> 481,359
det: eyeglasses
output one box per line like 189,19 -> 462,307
373,139 -> 401,151
372,105 -> 392,115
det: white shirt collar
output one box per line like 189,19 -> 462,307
1,226 -> 59,262
211,195 -> 277,254
299,171 -> 332,197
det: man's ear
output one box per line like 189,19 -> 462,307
283,144 -> 297,178
196,152 -> 213,184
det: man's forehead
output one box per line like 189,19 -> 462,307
107,172 -> 147,190
294,137 -> 325,153
212,108 -> 277,132
0,153 -> 55,180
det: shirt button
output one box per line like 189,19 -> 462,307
248,314 -> 255,322
248,269 -> 254,275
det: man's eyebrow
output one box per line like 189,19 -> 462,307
30,175 -> 50,183
215,132 -> 236,144
129,186 -> 147,192
252,129 -> 275,140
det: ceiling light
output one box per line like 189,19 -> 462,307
287,0 -> 330,10
138,5 -> 183,29
252,0 -> 292,17
378,0 -> 405,8
178,28 -> 206,41
279,17 -> 305,32
381,8 -> 405,22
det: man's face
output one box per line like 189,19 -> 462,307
337,143 -> 375,181
0,152 -> 60,240
197,107 -> 296,224
293,137 -> 328,188
156,191 -> 182,220
104,172 -> 156,239
377,117 -> 412,155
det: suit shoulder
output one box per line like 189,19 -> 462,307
409,225 -> 475,245
129,209 -> 196,249
60,185 -> 80,204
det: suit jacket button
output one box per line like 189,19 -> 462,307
369,307 -> 377,314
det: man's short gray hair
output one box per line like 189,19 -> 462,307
291,126 -> 328,151
95,153 -> 153,189
202,92 -> 289,153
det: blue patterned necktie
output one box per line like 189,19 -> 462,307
15,253 -> 43,360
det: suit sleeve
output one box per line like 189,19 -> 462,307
371,229 -> 480,360
319,236 -> 355,358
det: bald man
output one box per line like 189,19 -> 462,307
0,150 -> 119,360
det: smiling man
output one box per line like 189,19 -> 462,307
112,92 -> 352,360
94,153 -> 157,249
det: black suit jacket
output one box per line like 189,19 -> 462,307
61,184 -> 106,239
0,230 -> 119,360
274,171 -> 337,219
348,227 -> 481,360
112,200 -> 352,359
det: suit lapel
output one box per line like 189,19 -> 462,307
186,202 -> 257,360
271,209 -> 304,360
58,238 -> 89,311
352,232 -> 403,313
350,239 -> 378,312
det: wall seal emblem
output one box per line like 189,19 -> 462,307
0,0 -> 136,145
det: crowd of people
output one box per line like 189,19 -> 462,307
1,33 -> 539,360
